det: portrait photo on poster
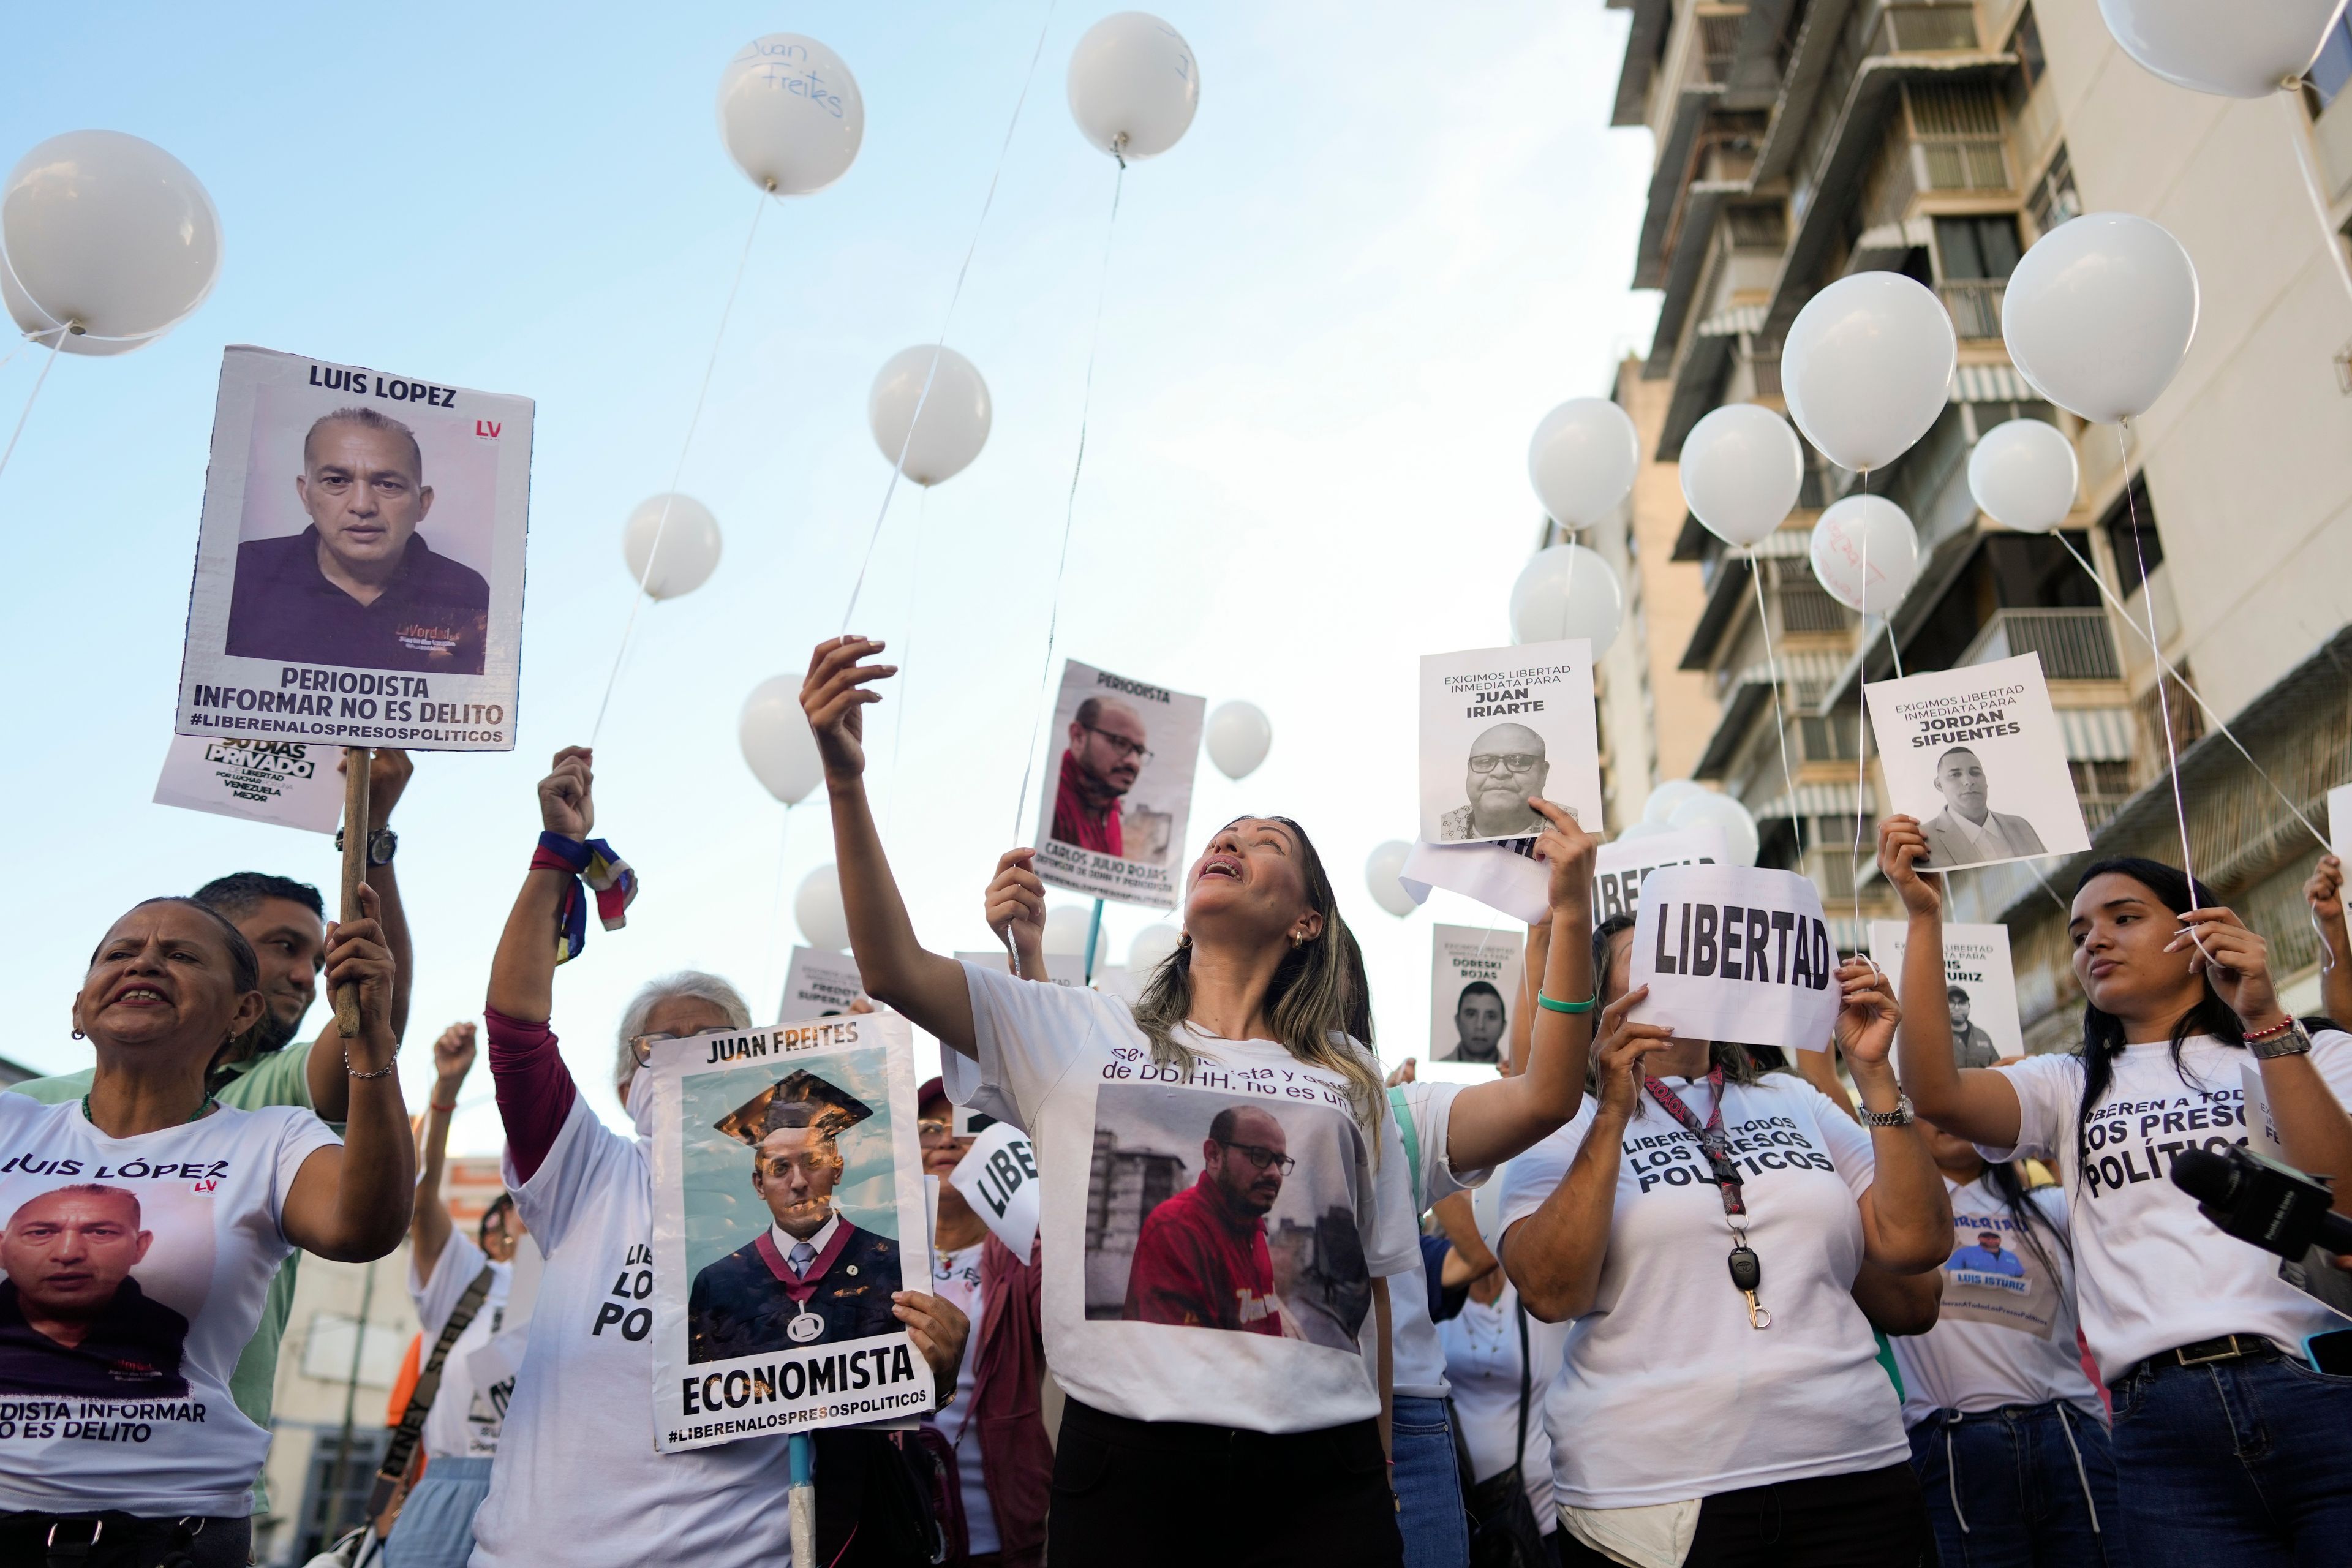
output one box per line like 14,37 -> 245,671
1863,653 -> 2086,872
152,733 -> 345,834
647,1012 -> 933,1452
1031,658 -> 1206,911
1868,920 -> 2024,1068
780,947 -> 864,1021
1628,863 -> 1839,1054
174,345 -> 533,753
1418,639 -> 1603,845
1428,925 -> 1526,1066
0,1175 -> 217,1400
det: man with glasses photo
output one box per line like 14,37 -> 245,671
1050,696 -> 1151,857
1439,722 -> 1555,841
1123,1105 -> 1294,1336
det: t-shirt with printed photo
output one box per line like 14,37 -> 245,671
1496,1075 -> 1907,1510
1981,1031 -> 2352,1384
408,1231 -> 514,1459
1358,1080 -> 1491,1400
0,1095 -> 337,1518
959,961 -> 1420,1433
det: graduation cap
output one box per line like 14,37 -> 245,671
714,1069 -> 875,1148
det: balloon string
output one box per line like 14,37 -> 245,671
0,326 -> 66,489
1853,473 -> 1874,941
1011,163 -> 1126,845
2279,88 -> 2352,308
767,802 -> 796,1001
591,188 -> 770,744
882,484 -> 932,841
1749,559 -> 1805,863
841,0 -> 1061,635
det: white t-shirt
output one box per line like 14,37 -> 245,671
408,1232 -> 514,1460
1365,1080 -> 1491,1401
0,1095 -> 337,1517
468,1095 -> 796,1568
1983,1032 -> 2352,1384
1496,1074 -> 1907,1509
959,961 -> 1420,1432
1439,1281 -> 1566,1532
1890,1177 -> 2101,1423
926,1241 -> 996,1556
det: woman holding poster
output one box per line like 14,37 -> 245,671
1884,818 -> 2352,1567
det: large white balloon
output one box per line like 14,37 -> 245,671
1068,13 -> 1200,160
1809,496 -> 1920,615
621,494 -> 722,600
1667,792 -> 1761,868
1528,398 -> 1640,530
740,675 -> 824,805
2098,0 -> 2346,97
1781,272 -> 1956,472
1365,841 -> 1417,918
868,345 -> 992,486
1,130 -> 221,349
1042,905 -> 1097,960
1968,420 -> 2079,535
717,34 -> 865,195
1642,778 -> 1711,827
795,864 -> 850,951
1679,402 -> 1804,547
1129,922 -> 1183,974
1204,701 -> 1273,780
2002,213 -> 2199,424
1510,544 -> 1624,654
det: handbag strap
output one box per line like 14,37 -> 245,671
1512,1296 -> 1530,1471
1389,1085 -> 1425,1215
368,1264 -> 497,1513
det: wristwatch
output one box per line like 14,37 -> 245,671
334,826 -> 399,866
1856,1093 -> 1915,1128
2248,1021 -> 2313,1060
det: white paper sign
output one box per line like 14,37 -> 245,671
1399,840 -> 1550,925
153,733 -> 345,832
1864,653 -> 2087,872
1593,825 -> 1731,927
1430,925 -> 1526,1065
1629,864 -> 1840,1052
1031,658 -> 1206,910
1868,920 -> 2024,1066
948,1119 -> 1041,1253
1419,639 -> 1604,844
2329,783 -> 2352,869
781,946 -> 864,1019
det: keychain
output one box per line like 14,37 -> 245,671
1727,1231 -> 1770,1330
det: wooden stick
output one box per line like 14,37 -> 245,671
336,747 -> 371,1041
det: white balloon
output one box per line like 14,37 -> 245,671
1781,272 -> 1956,472
2002,212 -> 2199,424
620,494 -> 722,600
1068,12 -> 1200,160
1528,398 -> 1640,530
740,675 -> 824,805
1042,905 -> 1098,960
1968,419 -> 2079,535
869,345 -> 992,486
1510,544 -> 1623,654
1667,792 -> 1761,869
1642,778 -> 1711,827
2098,0 -> 2346,97
1128,922 -> 1183,974
1204,701 -> 1273,780
1,130 -> 221,349
1809,496 -> 1920,615
1613,820 -> 1675,843
1679,402 -> 1803,547
795,864 -> 850,951
1365,840 -> 1417,919
717,34 -> 865,195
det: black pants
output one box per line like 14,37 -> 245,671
1551,1463 -> 1932,1568
1048,1398 -> 1403,1567
0,1512 -> 251,1568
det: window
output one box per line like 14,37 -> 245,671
1935,214 -> 2023,279
1800,716 -> 1860,762
1727,202 -> 1788,249
2101,474 -> 2163,594
2312,15 -> 2352,109
2028,143 -> 2081,232
2010,6 -> 2047,93
1907,81 -> 2009,189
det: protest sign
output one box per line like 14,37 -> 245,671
1628,864 -> 1839,1052
2331,783 -> 2352,868
782,946 -> 864,1019
1429,925 -> 1525,1065
1419,639 -> 1603,845
1869,920 -> 2024,1066
1863,654 -> 2086,872
1400,840 -> 1549,925
948,1120 -> 1041,1253
153,733 -> 344,832
1592,825 -> 1730,925
649,1011 -> 933,1450
1031,659 -> 1205,910
173,345 -> 533,752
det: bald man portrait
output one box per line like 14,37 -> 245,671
1051,695 -> 1150,858
1125,1106 -> 1291,1335
225,405 -> 491,674
0,1185 -> 190,1398
1918,746 -> 2046,867
1440,723 -> 1557,840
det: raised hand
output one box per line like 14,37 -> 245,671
538,746 -> 594,839
2169,907 -> 2283,1030
1833,958 -> 1901,1067
325,883 -> 399,1060
1876,816 -> 1940,919
1590,986 -> 1672,1120
432,1022 -> 478,1092
801,637 -> 897,786
2307,855 -> 2345,924
984,848 -> 1046,953
1529,799 -> 1599,918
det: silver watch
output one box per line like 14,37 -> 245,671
1856,1093 -> 1915,1128
2248,1022 -> 2313,1060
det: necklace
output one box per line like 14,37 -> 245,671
82,1091 -> 216,1131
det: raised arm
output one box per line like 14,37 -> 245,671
282,884 -> 416,1261
308,748 -> 417,1121
1879,816 -> 2024,1148
481,750 -> 593,1182
1512,919 -> 1550,1076
1834,956 -> 1952,1272
2307,854 -> 2352,1033
412,1022 -> 476,1280
804,638 -> 978,1052
982,849 -> 1049,982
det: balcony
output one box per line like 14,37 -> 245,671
1959,608 -> 2122,681
1938,278 -> 2005,339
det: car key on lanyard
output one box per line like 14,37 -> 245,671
1643,1066 -> 1770,1330
1727,1232 -> 1770,1329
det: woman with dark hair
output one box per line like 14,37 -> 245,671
0,893 -> 413,1566
1497,910 -> 1951,1566
1883,816 -> 2352,1566
804,636 -> 1422,1566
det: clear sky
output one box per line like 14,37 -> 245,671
0,2 -> 1657,1151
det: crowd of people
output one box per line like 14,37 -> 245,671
2,635 -> 2349,1567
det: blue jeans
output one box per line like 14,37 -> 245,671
2107,1349 -> 2352,1566
1393,1395 -> 1469,1568
1907,1401 -> 2114,1567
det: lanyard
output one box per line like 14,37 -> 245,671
1640,1067 -> 1744,1218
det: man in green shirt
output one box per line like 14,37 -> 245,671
12,750 -> 415,1513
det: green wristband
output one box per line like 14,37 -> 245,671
1537,989 -> 1599,1014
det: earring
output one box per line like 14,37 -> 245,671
71,1030 -> 85,1041
1291,931 -> 1305,949
1178,932 -> 1192,948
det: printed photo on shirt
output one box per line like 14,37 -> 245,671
1085,1082 -> 1370,1354
647,1011 -> 934,1452
1868,920 -> 2024,1067
0,1177 -> 217,1400
1937,1201 -> 2063,1336
1418,640 -> 1603,846
1428,925 -> 1525,1065
1031,658 -> 1206,911
1863,653 -> 2087,872
174,345 -> 533,753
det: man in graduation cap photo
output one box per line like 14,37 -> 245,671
688,1069 -> 903,1363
